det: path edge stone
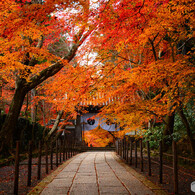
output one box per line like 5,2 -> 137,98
112,152 -> 168,195
27,153 -> 83,195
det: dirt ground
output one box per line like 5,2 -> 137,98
127,156 -> 195,195
0,155 -> 61,195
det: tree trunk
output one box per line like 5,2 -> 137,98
45,110 -> 64,141
0,80 -> 2,122
163,112 -> 175,152
0,81 -> 27,155
177,106 -> 195,156
41,100 -> 46,126
31,89 -> 36,123
53,131 -> 63,143
0,33 -> 90,154
75,114 -> 82,144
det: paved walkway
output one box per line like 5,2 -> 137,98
33,151 -> 163,195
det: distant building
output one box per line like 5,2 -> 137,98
75,104 -> 120,143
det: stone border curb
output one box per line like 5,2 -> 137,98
112,152 -> 168,195
27,153 -> 82,195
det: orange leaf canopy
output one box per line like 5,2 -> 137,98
84,125 -> 114,147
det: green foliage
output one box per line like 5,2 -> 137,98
143,125 -> 183,149
174,100 -> 195,138
14,119 -> 44,151
0,115 -> 44,152
143,126 -> 163,149
143,100 -> 194,150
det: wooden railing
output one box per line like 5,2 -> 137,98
13,138 -> 81,195
116,137 -> 195,195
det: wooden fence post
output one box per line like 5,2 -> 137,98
119,140 -> 120,156
73,143 -> 75,156
50,142 -> 53,170
74,143 -> 76,156
140,139 -> 143,172
147,141 -> 151,176
63,133 -> 66,161
126,138 -> 129,163
68,141 -> 70,158
125,138 -> 128,161
116,140 -> 118,154
121,139 -> 123,158
63,134 -> 65,161
14,141 -> 20,195
65,142 -> 68,160
159,141 -> 163,184
120,140 -> 121,156
135,140 -> 137,168
74,143 -> 76,155
119,140 -> 121,157
122,139 -> 123,158
120,139 -> 122,157
118,140 -> 119,156
173,140 -> 178,194
73,142 -> 74,156
45,142 -> 48,174
116,139 -> 118,155
37,141 -> 42,180
69,142 -> 71,158
67,142 -> 69,159
27,140 -> 32,186
117,139 -> 120,155
71,142 -> 73,157
125,138 -> 127,160
130,138 -> 132,165
123,138 -> 125,159
70,142 -> 72,158
56,139 -> 58,167
59,140 -> 62,164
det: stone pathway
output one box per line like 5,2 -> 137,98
35,151 -> 163,195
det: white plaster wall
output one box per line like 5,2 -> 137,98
81,113 -> 119,131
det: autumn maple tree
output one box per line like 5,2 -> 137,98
84,126 -> 115,147
0,0 -> 194,155
0,0 -> 92,153
85,0 -> 195,154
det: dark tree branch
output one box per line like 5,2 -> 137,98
24,29 -> 92,91
149,37 -> 158,61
